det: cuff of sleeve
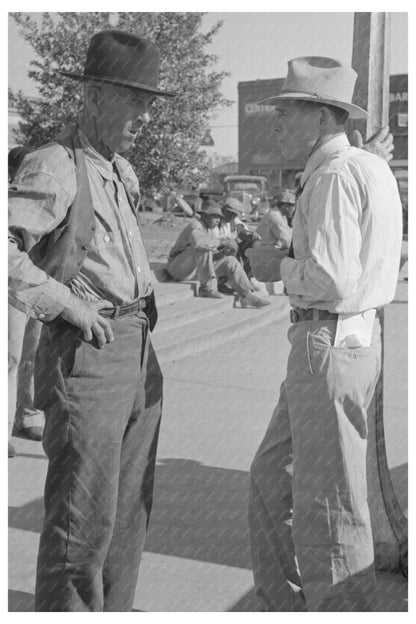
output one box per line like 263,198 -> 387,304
10,278 -> 73,322
32,279 -> 73,321
280,257 -> 297,285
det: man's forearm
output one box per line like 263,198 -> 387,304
280,256 -> 360,301
9,239 -> 73,321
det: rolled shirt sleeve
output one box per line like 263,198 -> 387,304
8,153 -> 76,321
280,172 -> 363,301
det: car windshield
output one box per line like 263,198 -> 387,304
227,181 -> 262,192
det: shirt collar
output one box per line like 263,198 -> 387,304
301,133 -> 350,187
77,127 -> 115,182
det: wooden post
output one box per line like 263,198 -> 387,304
351,12 -> 407,572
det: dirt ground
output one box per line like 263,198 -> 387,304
138,212 -> 190,264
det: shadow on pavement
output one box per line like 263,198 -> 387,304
227,572 -> 408,612
227,587 -> 258,611
9,498 -> 44,533
145,458 -> 251,569
8,589 -> 35,612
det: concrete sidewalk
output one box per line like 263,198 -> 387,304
8,272 -> 408,612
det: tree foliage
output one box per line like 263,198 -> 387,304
9,12 -> 232,191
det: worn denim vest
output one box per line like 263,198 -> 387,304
30,128 -> 158,330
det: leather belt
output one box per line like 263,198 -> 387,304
99,296 -> 150,319
290,307 -> 338,323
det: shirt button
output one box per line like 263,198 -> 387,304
103,235 -> 110,243
137,266 -> 141,273
128,230 -> 133,237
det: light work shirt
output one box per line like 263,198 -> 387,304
168,218 -> 220,259
256,209 -> 292,249
8,126 -> 153,322
280,134 -> 402,313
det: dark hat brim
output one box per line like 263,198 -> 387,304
59,71 -> 177,97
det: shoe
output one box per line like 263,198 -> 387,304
199,286 -> 224,299
8,442 -> 17,458
250,278 -> 264,292
218,282 -> 235,295
14,425 -> 44,441
240,293 -> 271,308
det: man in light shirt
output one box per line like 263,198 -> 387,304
247,57 -> 402,611
255,187 -> 295,250
9,31 -> 173,611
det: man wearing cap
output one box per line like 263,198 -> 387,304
247,57 -> 402,611
216,196 -> 263,292
8,30 -> 175,611
167,198 -> 270,306
255,188 -> 296,250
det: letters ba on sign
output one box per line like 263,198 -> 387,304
389,92 -> 408,102
245,103 -> 276,115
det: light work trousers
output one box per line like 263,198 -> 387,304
166,248 -> 252,296
249,317 -> 381,611
34,313 -> 163,611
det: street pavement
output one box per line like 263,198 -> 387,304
8,265 -> 408,612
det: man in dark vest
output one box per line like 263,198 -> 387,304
8,30 -> 175,611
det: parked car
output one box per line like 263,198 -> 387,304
223,175 -> 270,220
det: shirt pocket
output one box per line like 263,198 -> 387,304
93,230 -> 117,249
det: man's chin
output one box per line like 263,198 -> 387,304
117,137 -> 136,153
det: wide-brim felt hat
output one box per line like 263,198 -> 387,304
259,56 -> 367,120
199,198 -> 223,218
60,30 -> 176,97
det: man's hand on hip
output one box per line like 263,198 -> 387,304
61,295 -> 115,348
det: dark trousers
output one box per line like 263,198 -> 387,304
34,313 -> 163,611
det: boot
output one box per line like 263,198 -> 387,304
240,292 -> 271,308
199,285 -> 224,299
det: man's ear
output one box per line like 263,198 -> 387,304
319,106 -> 332,131
85,84 -> 101,116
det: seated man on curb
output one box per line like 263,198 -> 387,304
166,198 -> 270,307
217,196 -> 262,292
255,187 -> 295,250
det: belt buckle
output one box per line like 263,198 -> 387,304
138,298 -> 147,311
290,309 -> 299,323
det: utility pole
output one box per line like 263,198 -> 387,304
351,12 -> 407,574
